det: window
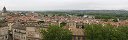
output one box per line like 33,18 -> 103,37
73,36 -> 76,40
5,36 -> 8,38
78,37 -> 80,40
28,39 -> 31,40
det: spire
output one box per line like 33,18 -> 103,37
2,6 -> 7,13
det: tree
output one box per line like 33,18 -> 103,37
113,18 -> 119,22
84,24 -> 128,40
41,25 -> 72,40
60,22 -> 67,27
84,24 -> 103,40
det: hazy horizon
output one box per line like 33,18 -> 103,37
1,0 -> 128,11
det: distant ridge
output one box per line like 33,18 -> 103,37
51,10 -> 128,14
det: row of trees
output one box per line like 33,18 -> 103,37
39,11 -> 128,20
40,24 -> 128,40
84,24 -> 128,40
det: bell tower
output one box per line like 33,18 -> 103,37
2,6 -> 7,13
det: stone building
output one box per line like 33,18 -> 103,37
65,22 -> 85,40
11,21 -> 42,40
68,25 -> 85,40
0,22 -> 8,40
1,6 -> 11,16
2,6 -> 7,13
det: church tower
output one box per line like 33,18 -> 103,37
2,6 -> 7,13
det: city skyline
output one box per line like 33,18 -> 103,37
1,0 -> 128,11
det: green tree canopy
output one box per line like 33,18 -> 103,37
60,22 -> 67,27
84,24 -> 128,40
41,25 -> 72,40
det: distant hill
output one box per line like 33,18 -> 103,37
38,10 -> 128,14
64,10 -> 128,14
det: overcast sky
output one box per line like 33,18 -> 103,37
0,0 -> 128,11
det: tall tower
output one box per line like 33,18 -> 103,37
2,6 -> 7,13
